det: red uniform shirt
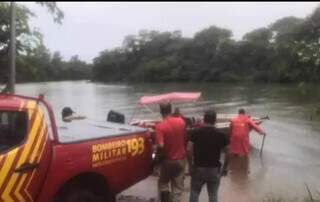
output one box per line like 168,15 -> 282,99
155,116 -> 187,160
229,114 -> 264,156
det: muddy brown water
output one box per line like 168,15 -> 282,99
15,81 -> 320,201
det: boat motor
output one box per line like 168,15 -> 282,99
107,110 -> 125,124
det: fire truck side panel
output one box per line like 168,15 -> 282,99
36,132 -> 153,202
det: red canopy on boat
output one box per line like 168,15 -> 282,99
139,92 -> 201,105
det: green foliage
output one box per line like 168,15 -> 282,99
36,2 -> 64,24
16,46 -> 91,82
290,6 -> 320,82
243,27 -> 272,43
0,2 -> 90,83
92,4 -> 320,84
0,2 -> 42,82
2,2 -> 320,84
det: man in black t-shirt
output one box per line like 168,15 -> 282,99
187,109 -> 229,202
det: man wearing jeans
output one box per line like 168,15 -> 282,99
187,109 -> 229,202
155,103 -> 187,202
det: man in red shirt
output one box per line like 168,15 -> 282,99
229,108 -> 266,157
224,108 -> 266,177
155,103 -> 187,202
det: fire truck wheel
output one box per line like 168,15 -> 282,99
64,190 -> 104,202
53,174 -> 115,202
62,188 -> 114,202
55,186 -> 115,202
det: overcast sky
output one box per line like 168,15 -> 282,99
21,2 -> 319,63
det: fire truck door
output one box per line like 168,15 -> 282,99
0,105 -> 51,202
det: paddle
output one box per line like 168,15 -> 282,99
259,115 -> 269,158
259,134 -> 266,158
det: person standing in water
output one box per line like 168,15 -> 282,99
224,108 -> 266,176
229,108 -> 266,157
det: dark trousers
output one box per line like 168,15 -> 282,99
189,167 -> 221,202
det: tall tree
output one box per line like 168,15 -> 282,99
0,3 -> 42,83
293,6 -> 320,82
1,2 -> 64,92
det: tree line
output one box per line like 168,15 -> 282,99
0,2 -> 91,84
92,5 -> 320,83
1,3 -> 320,84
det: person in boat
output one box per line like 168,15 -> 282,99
173,107 -> 183,118
173,107 -> 197,129
61,107 -> 86,122
187,109 -> 229,202
155,103 -> 187,202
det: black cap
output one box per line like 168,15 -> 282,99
62,107 -> 74,119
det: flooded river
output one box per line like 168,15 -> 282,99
15,81 -> 320,201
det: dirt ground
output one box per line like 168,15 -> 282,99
117,175 -> 185,202
117,175 -> 220,202
117,173 -> 255,202
117,157 -> 253,202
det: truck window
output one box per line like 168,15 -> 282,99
0,111 -> 28,153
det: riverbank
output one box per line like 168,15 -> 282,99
118,176 -> 320,202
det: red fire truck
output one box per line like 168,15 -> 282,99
0,94 -> 153,202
